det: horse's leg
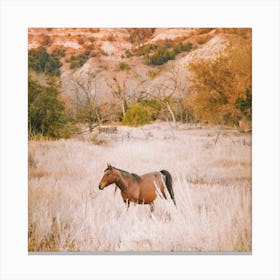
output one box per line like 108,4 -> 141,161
126,200 -> 130,211
150,203 -> 155,212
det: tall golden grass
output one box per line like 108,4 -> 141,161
28,123 -> 251,252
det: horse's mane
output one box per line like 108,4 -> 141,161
105,166 -> 141,181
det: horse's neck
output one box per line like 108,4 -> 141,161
116,172 -> 131,192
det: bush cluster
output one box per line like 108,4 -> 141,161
28,47 -> 62,76
28,79 -> 72,139
68,51 -> 91,69
235,89 -> 252,120
122,104 -> 153,126
122,100 -> 161,126
128,39 -> 193,66
127,28 -> 155,45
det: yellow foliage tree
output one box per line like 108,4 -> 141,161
185,37 -> 251,126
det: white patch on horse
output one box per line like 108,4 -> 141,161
160,174 -> 167,188
153,180 -> 164,199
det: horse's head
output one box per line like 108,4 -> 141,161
98,163 -> 120,190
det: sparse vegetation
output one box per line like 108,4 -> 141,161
127,28 -> 155,46
128,39 -> 193,65
147,46 -> 176,65
68,51 -> 91,69
28,47 -> 62,76
147,41 -> 193,65
52,48 -> 66,59
39,34 -> 52,47
118,61 -> 131,71
28,124 -> 251,252
90,131 -> 111,145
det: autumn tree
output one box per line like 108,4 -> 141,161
186,39 -> 251,126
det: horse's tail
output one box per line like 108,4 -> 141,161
160,170 -> 176,207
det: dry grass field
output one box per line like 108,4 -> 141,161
28,122 -> 251,252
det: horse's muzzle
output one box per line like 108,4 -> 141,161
98,185 -> 104,190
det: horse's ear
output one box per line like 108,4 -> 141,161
107,163 -> 112,170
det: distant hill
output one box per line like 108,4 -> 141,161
28,27 -> 250,96
28,28 -> 251,128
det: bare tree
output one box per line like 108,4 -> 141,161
107,74 -> 148,118
164,66 -> 192,123
71,73 -> 102,132
107,76 -> 128,118
152,84 -> 177,126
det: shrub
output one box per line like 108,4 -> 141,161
90,131 -> 111,145
127,28 -> 155,45
147,43 -> 192,66
148,46 -> 175,65
28,151 -> 37,169
28,47 -> 62,76
107,34 -> 115,41
180,42 -> 193,52
52,48 -> 66,59
125,50 -> 132,58
69,52 -> 90,69
40,35 -> 52,47
77,36 -> 85,45
148,70 -> 158,79
28,79 -> 72,139
129,39 -> 193,65
235,89 -> 252,120
139,99 -> 161,120
118,61 -> 131,71
197,35 -> 211,45
122,104 -> 153,126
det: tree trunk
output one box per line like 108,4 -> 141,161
166,102 -> 176,126
121,99 -> 128,119
89,122 -> 93,132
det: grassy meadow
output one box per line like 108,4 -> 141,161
28,122 -> 251,252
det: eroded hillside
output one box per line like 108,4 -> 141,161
28,28 -> 251,138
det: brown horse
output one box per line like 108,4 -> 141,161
98,164 -> 176,211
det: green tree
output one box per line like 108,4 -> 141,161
28,47 -> 62,76
28,79 -> 72,139
235,89 -> 252,120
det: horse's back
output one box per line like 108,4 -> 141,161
141,171 -> 162,180
137,171 -> 165,204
